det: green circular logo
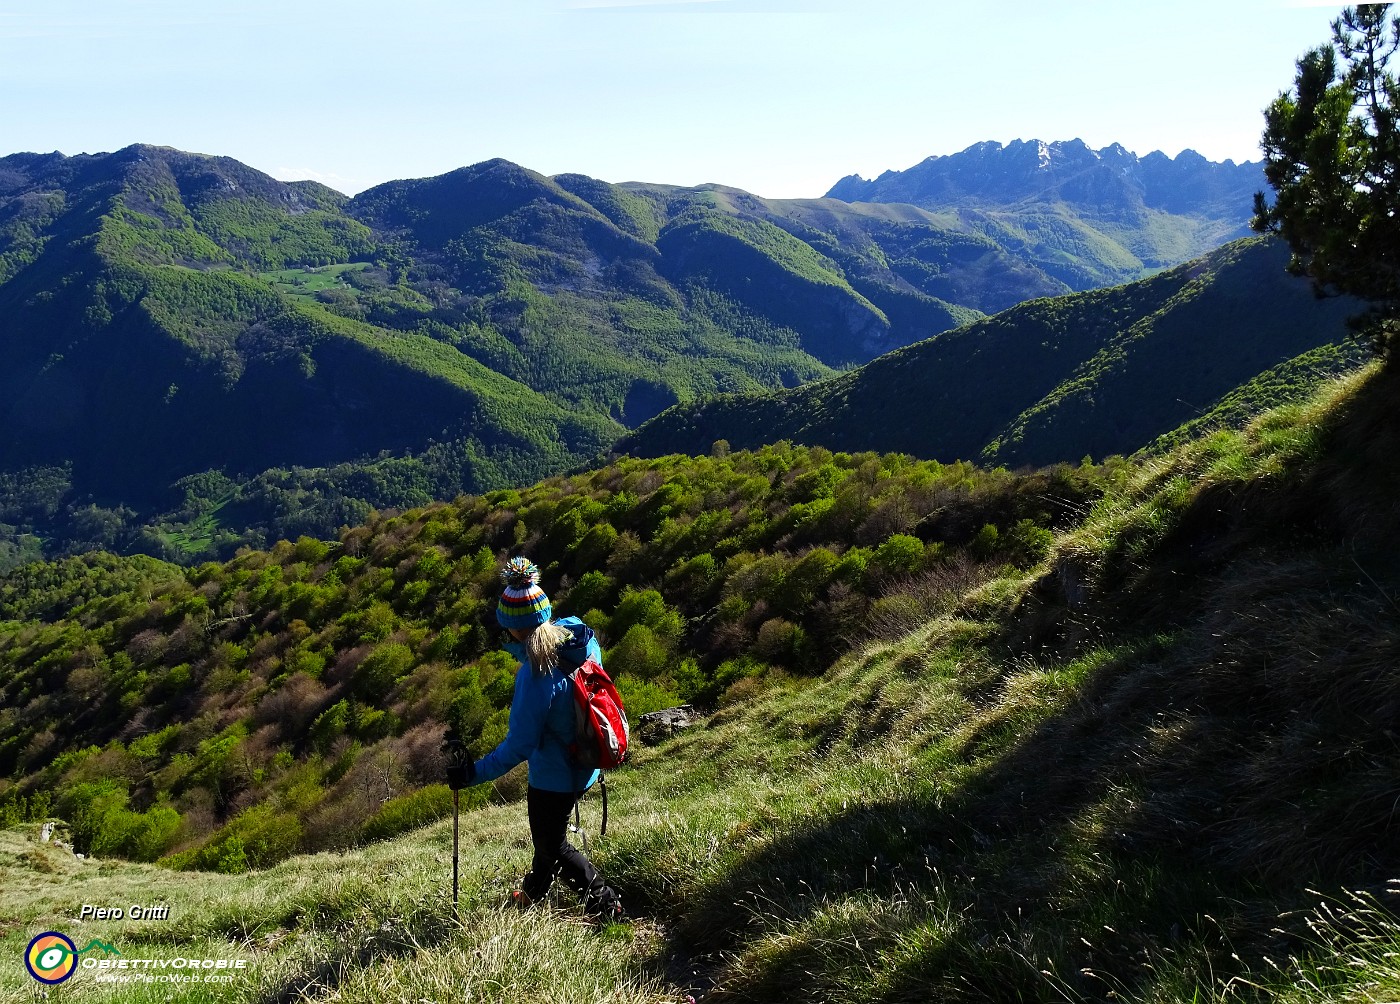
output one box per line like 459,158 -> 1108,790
25,931 -> 77,984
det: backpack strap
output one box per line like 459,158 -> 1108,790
599,774 -> 609,838
565,774 -> 609,843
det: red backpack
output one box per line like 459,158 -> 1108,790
565,658 -> 630,770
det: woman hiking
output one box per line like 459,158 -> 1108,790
444,557 -> 624,923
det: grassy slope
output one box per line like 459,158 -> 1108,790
1146,338 -> 1374,455
3,364 -> 1398,1003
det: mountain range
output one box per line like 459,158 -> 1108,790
827,139 -> 1264,289
0,140 -> 1325,565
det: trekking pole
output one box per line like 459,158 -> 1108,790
443,727 -> 471,920
452,787 -> 460,918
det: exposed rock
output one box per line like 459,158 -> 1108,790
638,705 -> 701,745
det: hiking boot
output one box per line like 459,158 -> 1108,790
585,891 -> 624,925
586,903 -> 624,926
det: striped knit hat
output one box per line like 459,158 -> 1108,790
496,557 -> 552,631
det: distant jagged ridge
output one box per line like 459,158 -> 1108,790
827,139 -> 1263,214
827,139 -> 1265,289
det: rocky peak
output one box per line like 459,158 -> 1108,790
823,139 -> 1264,222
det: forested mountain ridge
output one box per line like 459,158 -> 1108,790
0,145 -> 615,496
827,139 -> 1263,289
0,142 -> 1278,568
619,237 -> 1367,465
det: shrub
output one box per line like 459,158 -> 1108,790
1004,518 -> 1054,567
970,523 -> 1001,559
775,547 -> 838,614
570,521 -> 619,573
562,570 -> 614,615
123,804 -> 183,862
610,587 -> 683,643
871,533 -> 925,578
606,624 -> 670,681
339,600 -> 398,644
614,676 -> 683,719
754,617 -> 810,669
311,699 -> 352,754
473,707 -> 511,759
355,707 -> 398,742
672,657 -> 707,703
352,642 -> 416,700
718,675 -> 763,707
176,803 -> 304,872
711,655 -> 765,701
292,536 -> 331,564
664,552 -> 720,605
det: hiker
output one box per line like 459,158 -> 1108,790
443,557 -> 624,922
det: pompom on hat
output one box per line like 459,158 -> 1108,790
497,557 -> 552,631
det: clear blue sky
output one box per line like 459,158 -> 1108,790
0,0 -> 1359,198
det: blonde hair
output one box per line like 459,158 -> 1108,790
525,619 -> 572,674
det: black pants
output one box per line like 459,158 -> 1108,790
523,786 -> 619,914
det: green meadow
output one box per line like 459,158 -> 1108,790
258,264 -> 372,301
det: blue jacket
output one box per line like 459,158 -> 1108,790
472,616 -> 602,794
